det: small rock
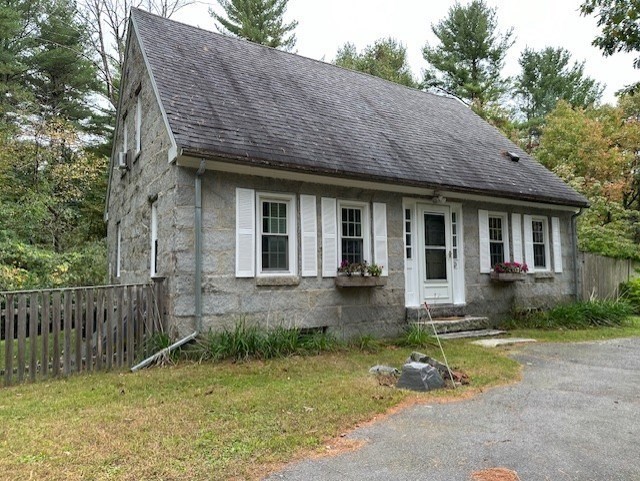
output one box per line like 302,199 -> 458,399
369,365 -> 400,376
396,362 -> 445,391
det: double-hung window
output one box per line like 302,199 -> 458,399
260,198 -> 290,271
488,214 -> 506,268
338,202 -> 370,265
257,193 -> 296,275
150,202 -> 158,276
478,210 -> 510,273
531,217 -> 549,270
341,206 -> 364,264
235,189 -> 297,278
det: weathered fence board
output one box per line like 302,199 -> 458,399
29,293 -> 37,382
579,252 -> 640,300
1,281 -> 165,387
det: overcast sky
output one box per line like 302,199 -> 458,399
176,0 -> 638,105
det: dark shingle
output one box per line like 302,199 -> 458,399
131,9 -> 588,207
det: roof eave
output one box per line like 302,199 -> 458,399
179,147 -> 590,209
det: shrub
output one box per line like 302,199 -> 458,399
502,299 -> 633,330
619,278 -> 640,314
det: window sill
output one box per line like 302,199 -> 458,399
533,271 -> 555,280
335,276 -> 387,288
256,276 -> 300,287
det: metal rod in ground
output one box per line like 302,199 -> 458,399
424,302 -> 456,388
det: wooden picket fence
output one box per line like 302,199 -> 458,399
0,281 -> 166,387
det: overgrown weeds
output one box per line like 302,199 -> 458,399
502,299 -> 633,330
398,323 -> 435,347
194,320 -> 339,361
620,278 -> 640,314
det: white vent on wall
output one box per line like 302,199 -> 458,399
118,151 -> 128,170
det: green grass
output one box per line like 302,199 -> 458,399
506,316 -> 640,343
0,340 -> 519,481
1,318 -> 638,481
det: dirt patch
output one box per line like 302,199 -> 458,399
471,467 -> 521,481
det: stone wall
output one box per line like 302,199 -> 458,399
106,31 -> 178,332
460,199 -> 576,318
171,170 -> 407,339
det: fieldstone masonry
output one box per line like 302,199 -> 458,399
106,26 -> 579,341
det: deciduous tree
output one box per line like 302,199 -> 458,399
580,0 -> 640,93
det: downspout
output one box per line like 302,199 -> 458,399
194,158 -> 206,333
131,159 -> 207,372
571,208 -> 583,302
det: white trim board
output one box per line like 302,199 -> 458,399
177,155 -> 582,212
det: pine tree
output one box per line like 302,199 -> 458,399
211,0 -> 298,51
422,0 -> 513,110
334,38 -> 417,88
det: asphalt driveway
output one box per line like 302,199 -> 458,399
266,337 -> 640,481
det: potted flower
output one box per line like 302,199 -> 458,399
336,260 -> 387,287
490,262 -> 528,282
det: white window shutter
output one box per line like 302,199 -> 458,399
235,188 -> 255,277
373,202 -> 388,276
523,214 -> 534,270
478,209 -> 490,273
552,217 -> 563,273
321,197 -> 337,277
511,213 -> 523,263
300,195 -> 318,277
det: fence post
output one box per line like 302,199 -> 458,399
17,295 -> 26,382
4,294 -> 14,386
29,293 -> 38,382
63,291 -> 72,376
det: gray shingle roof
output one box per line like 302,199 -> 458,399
131,8 -> 588,208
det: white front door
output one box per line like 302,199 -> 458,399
418,204 -> 453,304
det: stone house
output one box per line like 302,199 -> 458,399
106,9 -> 589,340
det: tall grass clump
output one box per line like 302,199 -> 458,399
196,320 -> 338,361
620,278 -> 640,314
503,299 -> 633,330
398,323 -> 435,347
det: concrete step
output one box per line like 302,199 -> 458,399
406,304 -> 466,321
410,316 -> 491,334
438,329 -> 507,340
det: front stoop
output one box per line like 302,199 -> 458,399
405,304 -> 466,321
410,316 -> 492,334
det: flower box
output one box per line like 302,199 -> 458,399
335,276 -> 387,288
490,272 -> 526,282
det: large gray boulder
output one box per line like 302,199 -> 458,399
406,352 -> 451,380
396,362 -> 445,391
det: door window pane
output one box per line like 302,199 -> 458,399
424,214 -> 445,246
425,249 -> 446,280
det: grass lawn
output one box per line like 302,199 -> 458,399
0,320 -> 637,481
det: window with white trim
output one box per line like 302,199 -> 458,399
122,112 -> 128,153
488,214 -> 507,267
150,202 -> 158,276
531,217 -> 549,270
478,209 -> 510,273
405,208 -> 412,259
338,201 -> 370,265
135,94 -> 141,155
257,193 -> 296,275
116,221 -> 121,278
